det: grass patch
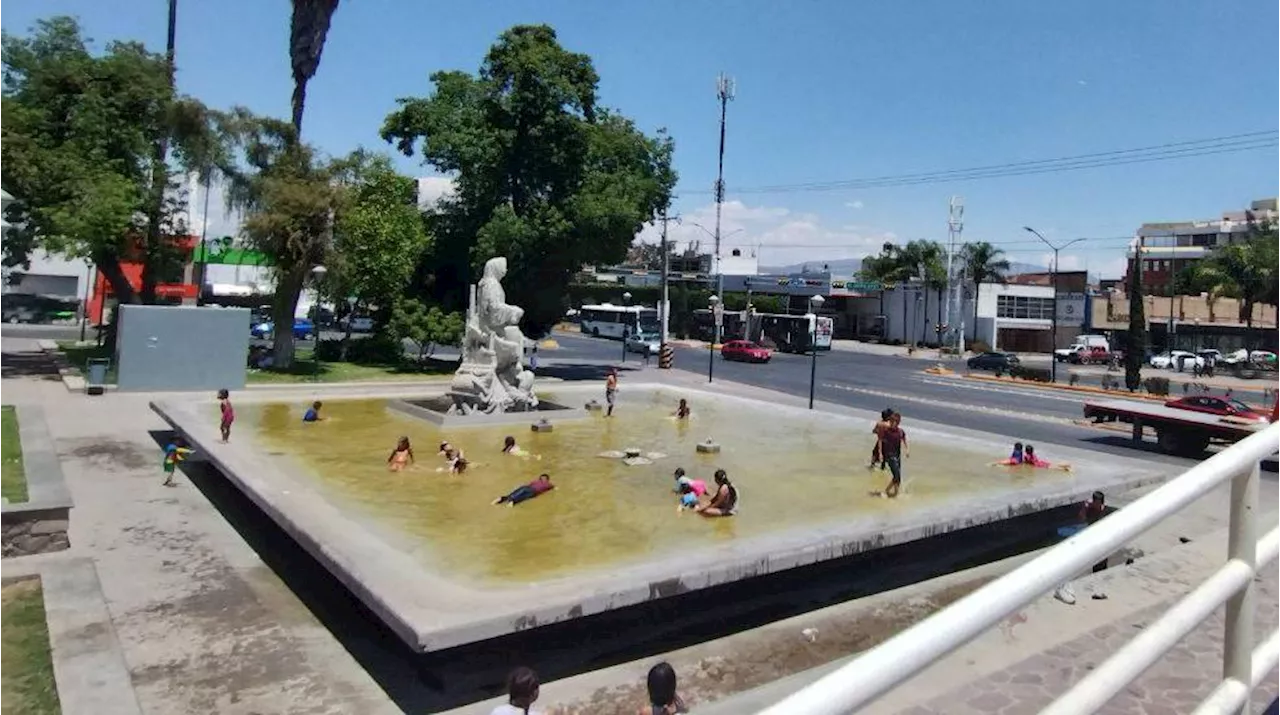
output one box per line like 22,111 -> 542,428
246,350 -> 455,384
54,341 -> 115,383
1,579 -> 61,715
1,406 -> 27,503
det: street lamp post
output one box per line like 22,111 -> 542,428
621,291 -> 632,362
707,294 -> 720,383
808,294 -> 824,409
1023,227 -> 1086,383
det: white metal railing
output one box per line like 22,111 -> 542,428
759,424 -> 1280,715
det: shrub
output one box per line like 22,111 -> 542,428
1011,365 -> 1053,383
314,339 -> 344,362
1143,376 -> 1172,396
1068,373 -> 1080,386
970,340 -> 992,354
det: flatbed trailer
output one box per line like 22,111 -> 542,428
1082,399 -> 1271,457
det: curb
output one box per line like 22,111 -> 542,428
961,373 -> 1169,401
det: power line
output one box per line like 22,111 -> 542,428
678,131 -> 1277,195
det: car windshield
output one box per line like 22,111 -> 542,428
740,342 -> 762,349
1228,400 -> 1254,413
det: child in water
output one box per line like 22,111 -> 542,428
671,467 -> 707,497
993,442 -> 1024,466
161,437 -> 195,487
677,481 -> 701,512
869,408 -> 893,470
388,437 -> 414,472
303,400 -> 324,422
501,435 -> 541,460
673,399 -> 691,419
492,474 -> 554,506
1023,444 -> 1073,472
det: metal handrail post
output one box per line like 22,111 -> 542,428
1223,461 -> 1259,715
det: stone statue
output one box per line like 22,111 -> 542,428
450,257 -> 539,414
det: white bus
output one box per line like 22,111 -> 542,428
579,304 -> 660,340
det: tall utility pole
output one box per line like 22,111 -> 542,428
712,72 -> 735,347
944,196 -> 964,353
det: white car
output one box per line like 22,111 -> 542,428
1149,350 -> 1203,370
625,332 -> 661,355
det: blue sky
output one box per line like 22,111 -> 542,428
4,0 -> 1277,277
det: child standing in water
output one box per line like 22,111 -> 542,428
605,368 -> 619,417
217,389 -> 234,443
874,412 -> 908,498
869,408 -> 893,470
388,436 -> 415,472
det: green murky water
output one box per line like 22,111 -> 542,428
244,390 -> 1071,583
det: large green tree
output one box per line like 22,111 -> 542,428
331,155 -> 431,323
217,110 -> 354,368
381,24 -> 676,335
2,17 -> 214,314
1185,221 -> 1278,341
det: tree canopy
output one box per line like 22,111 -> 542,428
1182,221 -> 1278,331
381,24 -> 676,335
331,155 -> 431,314
1,16 -> 214,310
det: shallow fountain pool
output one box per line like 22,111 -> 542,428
244,387 -> 1074,583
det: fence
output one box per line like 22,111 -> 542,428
760,424 -> 1280,715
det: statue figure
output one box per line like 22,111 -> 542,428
451,257 -> 538,413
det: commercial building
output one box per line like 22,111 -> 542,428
1125,198 -> 1277,295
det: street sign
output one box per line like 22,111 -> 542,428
713,303 -> 724,327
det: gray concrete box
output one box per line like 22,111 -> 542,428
116,305 -> 250,391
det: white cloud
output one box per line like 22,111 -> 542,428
845,200 -> 864,210
636,199 -> 895,267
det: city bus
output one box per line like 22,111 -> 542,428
579,304 -> 660,340
758,313 -> 834,353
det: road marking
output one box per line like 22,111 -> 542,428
914,376 -> 1090,404
820,381 -> 1077,426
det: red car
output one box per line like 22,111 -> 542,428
1163,396 -> 1272,423
721,340 -> 772,363
1068,346 -> 1112,365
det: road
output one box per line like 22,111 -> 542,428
548,331 -> 1267,471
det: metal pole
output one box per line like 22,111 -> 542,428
660,212 -> 670,348
195,176 -> 211,306
809,330 -> 818,409
1051,246 -> 1059,383
713,73 -> 734,353
621,326 -> 628,363
78,260 -> 91,342
1223,462 -> 1259,715
707,327 -> 715,383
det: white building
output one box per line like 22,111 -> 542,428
864,282 -> 1057,352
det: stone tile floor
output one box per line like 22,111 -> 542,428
905,572 -> 1278,715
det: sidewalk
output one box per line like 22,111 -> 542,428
1,337 -> 397,715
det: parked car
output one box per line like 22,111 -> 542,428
1149,350 -> 1203,370
625,332 -> 660,355
251,317 -> 315,341
720,340 -> 772,363
1067,346 -> 1112,365
339,315 -> 375,333
1164,396 -> 1272,424
966,351 -> 1020,372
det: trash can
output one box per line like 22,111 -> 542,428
86,358 -> 110,396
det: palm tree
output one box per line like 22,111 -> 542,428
1188,228 -> 1278,342
960,241 -> 1011,344
892,240 -> 945,345
290,0 -> 341,135
859,242 -> 900,336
